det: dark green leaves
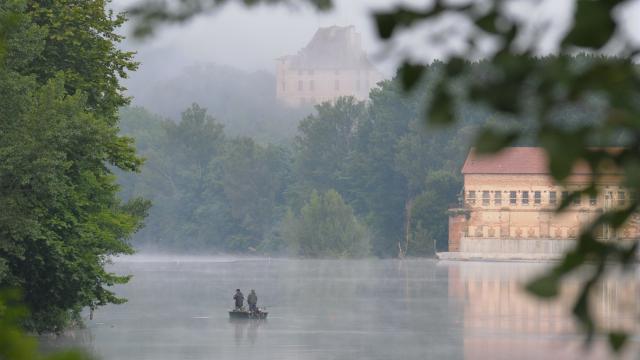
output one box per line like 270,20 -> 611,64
398,61 -> 425,91
129,0 -> 334,37
373,2 -> 472,41
563,0 -> 618,48
608,332 -> 628,352
525,273 -> 560,298
373,6 -> 428,40
427,82 -> 455,125
474,128 -> 519,154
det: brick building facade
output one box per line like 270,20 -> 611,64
447,147 -> 639,257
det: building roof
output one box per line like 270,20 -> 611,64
287,25 -> 375,70
461,147 -> 616,175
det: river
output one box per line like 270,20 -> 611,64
43,256 -> 639,359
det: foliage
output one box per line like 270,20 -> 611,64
408,171 -> 462,255
0,291 -> 91,360
120,71 -> 486,257
0,0 -> 146,333
118,104 -> 291,251
127,0 -> 333,37
283,190 -> 370,258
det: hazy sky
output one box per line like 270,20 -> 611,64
113,0 -> 403,78
110,0 -> 640,102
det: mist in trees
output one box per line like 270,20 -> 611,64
130,63 -> 311,142
117,61 -> 497,257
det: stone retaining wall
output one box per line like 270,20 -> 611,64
460,237 -> 575,254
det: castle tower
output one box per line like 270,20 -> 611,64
276,25 -> 383,107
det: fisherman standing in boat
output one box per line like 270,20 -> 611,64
233,289 -> 244,310
247,289 -> 258,313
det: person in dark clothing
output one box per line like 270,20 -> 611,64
247,289 -> 258,313
233,289 -> 244,310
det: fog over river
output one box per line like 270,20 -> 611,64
45,256 -> 639,360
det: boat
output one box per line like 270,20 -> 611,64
228,307 -> 268,320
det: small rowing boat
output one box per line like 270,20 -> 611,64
228,308 -> 268,320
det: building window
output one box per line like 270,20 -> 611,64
334,69 -> 340,76
298,80 -> 303,91
589,193 -> 597,206
618,191 -> 626,206
482,191 -> 490,206
467,191 -> 476,205
509,191 -> 517,205
281,82 -> 286,91
309,80 -> 315,91
573,193 -> 581,205
334,79 -> 340,91
562,191 -> 569,204
522,191 -> 529,205
534,191 -> 541,205
494,191 -> 502,206
549,191 -> 557,205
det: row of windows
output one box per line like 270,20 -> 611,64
281,79 -> 368,92
293,69 -> 369,76
466,190 -> 635,207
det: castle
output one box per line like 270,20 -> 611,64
276,25 -> 383,107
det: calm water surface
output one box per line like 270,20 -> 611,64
46,256 -> 639,360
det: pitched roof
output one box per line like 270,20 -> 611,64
461,147 -> 600,175
287,25 -> 375,70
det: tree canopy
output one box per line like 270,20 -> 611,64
0,0 -> 147,333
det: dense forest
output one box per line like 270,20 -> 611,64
118,65 -> 492,257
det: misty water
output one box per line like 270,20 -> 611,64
45,256 -> 639,360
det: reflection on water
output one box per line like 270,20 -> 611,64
44,257 -> 638,360
447,262 -> 639,360
230,318 -> 262,345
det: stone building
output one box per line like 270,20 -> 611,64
276,25 -> 383,107
446,147 -> 639,259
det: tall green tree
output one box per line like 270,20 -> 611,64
283,190 -> 370,258
221,138 -> 291,251
24,0 -> 137,123
408,171 -> 462,254
0,0 -> 146,332
293,97 -> 365,196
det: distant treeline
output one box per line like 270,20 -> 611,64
119,56 -> 610,257
129,63 -> 311,143
118,62 -> 497,257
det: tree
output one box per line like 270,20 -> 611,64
220,138 -> 291,251
290,97 -> 365,208
409,171 -> 462,255
0,291 -> 91,360
126,0 -> 640,350
284,190 -> 370,258
0,0 -> 147,333
24,0 -> 138,123
117,104 -> 293,252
